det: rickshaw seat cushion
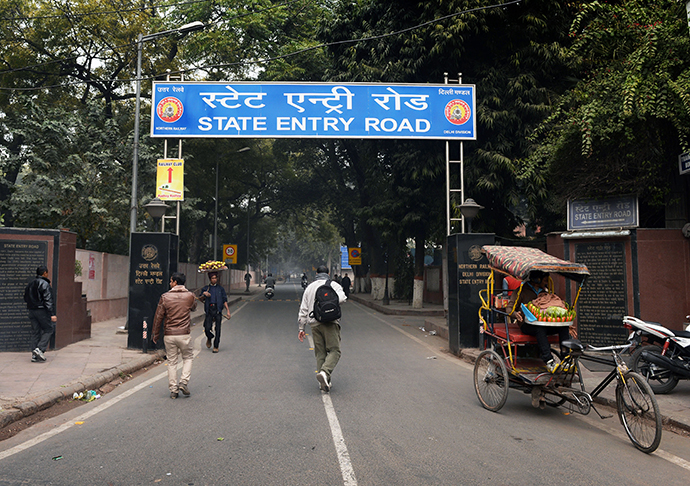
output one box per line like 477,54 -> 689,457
492,321 -> 560,345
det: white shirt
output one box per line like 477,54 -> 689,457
298,275 -> 347,330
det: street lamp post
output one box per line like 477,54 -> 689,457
144,197 -> 170,232
130,21 -> 205,235
213,147 -> 249,261
458,198 -> 484,233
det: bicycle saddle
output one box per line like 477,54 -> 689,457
561,339 -> 584,351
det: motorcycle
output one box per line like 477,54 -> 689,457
625,315 -> 690,394
264,286 -> 274,300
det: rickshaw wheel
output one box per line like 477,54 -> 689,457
474,349 -> 509,412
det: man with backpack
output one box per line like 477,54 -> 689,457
298,266 -> 347,392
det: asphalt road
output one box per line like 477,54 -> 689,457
1,282 -> 690,485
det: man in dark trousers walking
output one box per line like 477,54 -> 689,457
24,266 -> 57,362
199,272 -> 230,353
341,273 -> 351,298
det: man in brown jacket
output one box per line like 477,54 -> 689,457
152,272 -> 197,399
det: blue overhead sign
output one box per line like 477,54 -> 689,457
150,82 -> 476,140
341,246 -> 351,270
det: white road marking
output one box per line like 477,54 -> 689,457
0,308 -> 249,462
306,331 -> 358,486
322,392 -> 358,486
655,449 -> 690,471
353,301 -> 690,471
0,371 -> 168,461
352,302 -> 472,370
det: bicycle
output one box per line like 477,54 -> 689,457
475,245 -> 662,454
475,336 -> 662,454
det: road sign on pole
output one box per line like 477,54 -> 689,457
156,159 -> 184,200
223,244 -> 237,264
348,247 -> 362,266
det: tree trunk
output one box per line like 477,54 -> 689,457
412,232 -> 425,309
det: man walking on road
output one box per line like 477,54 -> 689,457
341,273 -> 351,298
298,265 -> 347,392
199,272 -> 230,353
152,272 -> 197,399
24,265 -> 57,363
244,271 -> 252,292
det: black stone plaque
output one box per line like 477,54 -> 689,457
447,233 -> 495,353
0,240 -> 48,351
128,233 -> 179,349
575,242 -> 628,346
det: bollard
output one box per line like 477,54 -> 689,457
142,319 -> 148,353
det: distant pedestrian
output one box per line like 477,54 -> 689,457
244,271 -> 252,292
200,272 -> 230,353
341,273 -> 351,298
24,266 -> 56,363
152,272 -> 197,399
298,265 -> 347,392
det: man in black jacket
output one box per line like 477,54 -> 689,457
24,266 -> 57,363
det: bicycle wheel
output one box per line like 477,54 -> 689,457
631,345 -> 679,394
473,349 -> 509,412
616,371 -> 662,453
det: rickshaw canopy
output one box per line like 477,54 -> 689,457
482,245 -> 590,283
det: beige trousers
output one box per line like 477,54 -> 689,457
164,334 -> 193,393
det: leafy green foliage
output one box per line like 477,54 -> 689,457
524,0 -> 690,227
6,100 -> 131,252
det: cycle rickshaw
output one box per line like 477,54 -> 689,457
474,245 -> 662,453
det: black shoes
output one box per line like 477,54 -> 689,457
179,383 -> 190,396
170,392 -> 178,399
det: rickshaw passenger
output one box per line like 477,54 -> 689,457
508,270 -> 569,373
502,275 -> 521,297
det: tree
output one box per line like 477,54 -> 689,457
524,0 -> 690,228
6,100 -> 131,252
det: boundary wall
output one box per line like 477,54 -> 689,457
75,249 -> 256,322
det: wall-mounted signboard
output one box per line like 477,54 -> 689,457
150,82 -> 476,140
679,152 -> 690,175
567,195 -> 638,231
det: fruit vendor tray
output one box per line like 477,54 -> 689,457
198,261 -> 228,273
482,245 -> 590,328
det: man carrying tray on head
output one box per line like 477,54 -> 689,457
508,270 -> 570,373
199,271 -> 230,353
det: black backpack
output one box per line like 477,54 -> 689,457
310,279 -> 341,323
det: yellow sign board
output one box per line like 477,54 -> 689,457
223,244 -> 238,265
156,159 -> 184,201
348,247 -> 362,266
